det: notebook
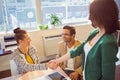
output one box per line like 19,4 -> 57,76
47,72 -> 66,80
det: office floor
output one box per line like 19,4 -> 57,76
0,54 -> 11,79
115,64 -> 120,80
0,69 -> 11,79
0,54 -> 11,71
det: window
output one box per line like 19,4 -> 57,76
0,2 -> 5,32
17,0 -> 25,3
41,0 -> 90,25
0,0 -> 37,33
0,0 -> 91,33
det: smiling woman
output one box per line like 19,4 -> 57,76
12,27 -> 48,74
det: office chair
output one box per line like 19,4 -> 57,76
115,64 -> 120,80
10,59 -> 18,76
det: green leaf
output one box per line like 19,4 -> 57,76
38,24 -> 43,30
49,14 -> 61,26
44,24 -> 48,29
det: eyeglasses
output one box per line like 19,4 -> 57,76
62,33 -> 71,36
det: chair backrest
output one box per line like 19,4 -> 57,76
113,30 -> 120,59
115,64 -> 120,80
113,30 -> 120,46
10,59 -> 18,76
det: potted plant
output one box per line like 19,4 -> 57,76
49,14 -> 61,28
38,24 -> 48,30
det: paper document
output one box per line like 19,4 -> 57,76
34,66 -> 71,80
34,76 -> 51,80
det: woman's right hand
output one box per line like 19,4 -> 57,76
47,59 -> 59,70
47,53 -> 70,70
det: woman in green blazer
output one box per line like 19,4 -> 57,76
48,0 -> 120,80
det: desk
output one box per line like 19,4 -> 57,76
0,67 -> 71,80
0,50 -> 12,56
0,70 -> 54,80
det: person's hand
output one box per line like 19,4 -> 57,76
47,60 -> 59,70
69,71 -> 79,80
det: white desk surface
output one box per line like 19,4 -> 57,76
0,67 -> 71,80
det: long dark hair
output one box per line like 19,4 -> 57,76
89,0 -> 119,34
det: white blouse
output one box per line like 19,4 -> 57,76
83,33 -> 102,80
83,42 -> 92,80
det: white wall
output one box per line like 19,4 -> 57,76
29,24 -> 94,56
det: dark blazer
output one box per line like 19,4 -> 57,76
70,30 -> 118,80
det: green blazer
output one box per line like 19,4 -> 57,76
70,30 -> 118,80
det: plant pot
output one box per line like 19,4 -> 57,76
48,22 -> 55,29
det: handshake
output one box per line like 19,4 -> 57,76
46,59 -> 59,70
